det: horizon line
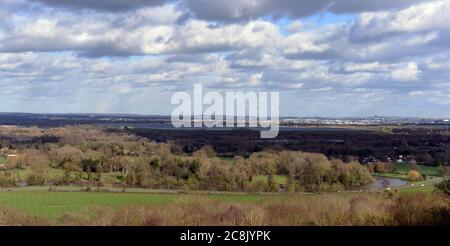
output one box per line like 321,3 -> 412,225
0,111 -> 449,120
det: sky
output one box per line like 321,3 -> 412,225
0,0 -> 449,117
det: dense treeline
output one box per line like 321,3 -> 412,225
0,126 -> 373,192
126,128 -> 450,166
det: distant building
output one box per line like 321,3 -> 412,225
361,156 -> 378,164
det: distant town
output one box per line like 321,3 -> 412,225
280,116 -> 450,126
0,113 -> 448,129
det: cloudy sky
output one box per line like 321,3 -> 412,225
0,0 -> 449,117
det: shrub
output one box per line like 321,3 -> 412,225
373,162 -> 394,173
435,176 -> 450,199
391,193 -> 450,226
0,172 -> 19,187
438,166 -> 450,176
26,174 -> 46,186
408,170 -> 423,182
0,205 -> 49,226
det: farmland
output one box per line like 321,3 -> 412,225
0,180 -> 439,220
0,188 -> 276,218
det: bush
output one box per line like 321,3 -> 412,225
0,172 -> 19,187
247,179 -> 266,192
391,193 -> 450,225
26,174 -> 46,186
373,162 -> 394,173
0,205 -> 49,225
26,162 -> 49,186
438,166 -> 450,176
408,170 -> 423,182
435,177 -> 450,199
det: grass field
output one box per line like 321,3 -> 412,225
0,191 -> 172,218
0,156 -> 6,164
393,163 -> 441,176
395,176 -> 442,194
0,190 -> 270,218
375,163 -> 442,180
253,175 -> 288,185
0,181 -> 440,219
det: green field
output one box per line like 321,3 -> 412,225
375,163 -> 442,180
0,191 -> 172,218
395,176 -> 442,194
0,156 -> 6,164
0,190 -> 269,218
393,163 -> 441,176
253,175 -> 288,185
0,182 -> 440,219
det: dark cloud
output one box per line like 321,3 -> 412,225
181,0 -> 429,23
29,0 -> 169,12
181,0 -> 330,23
327,0 -> 433,14
22,0 -> 436,17
284,50 -> 342,61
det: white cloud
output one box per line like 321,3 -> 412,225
409,91 -> 425,96
351,0 -> 449,41
310,87 -> 333,92
286,20 -> 303,33
284,83 -> 304,89
182,0 -> 428,23
390,62 -> 420,82
29,0 -> 169,12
